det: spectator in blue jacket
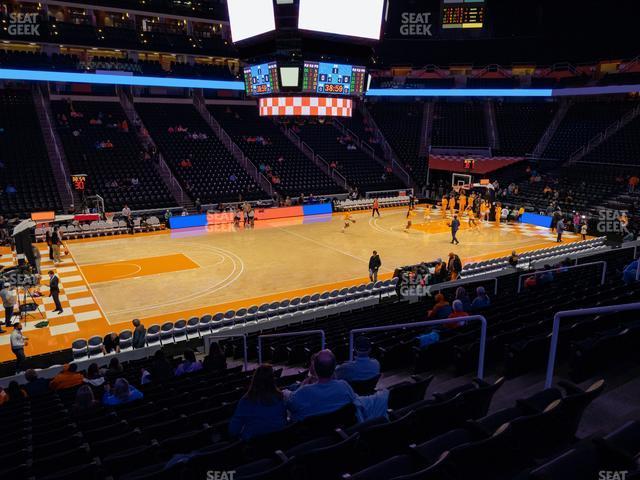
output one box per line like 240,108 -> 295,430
102,378 -> 143,406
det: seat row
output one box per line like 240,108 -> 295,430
71,279 -> 399,359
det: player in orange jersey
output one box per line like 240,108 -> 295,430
342,211 -> 356,233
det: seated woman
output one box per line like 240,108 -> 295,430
229,365 -> 287,441
174,349 -> 203,377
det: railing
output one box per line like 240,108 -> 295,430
34,84 -> 74,208
349,316 -> 487,379
258,330 -> 326,364
544,302 -> 640,388
116,87 -> 188,206
427,277 -> 499,296
316,153 -> 349,189
197,101 -> 274,197
532,99 -> 571,158
357,101 -> 413,188
204,333 -> 248,371
567,103 -> 640,165
517,261 -> 607,293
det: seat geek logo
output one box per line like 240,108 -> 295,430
8,13 -> 41,36
400,12 -> 433,36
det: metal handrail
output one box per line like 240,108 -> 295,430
544,302 -> 640,388
517,261 -> 607,293
349,315 -> 488,379
203,333 -> 248,371
427,277 -> 499,296
258,330 -> 326,364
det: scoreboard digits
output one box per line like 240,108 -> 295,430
442,0 -> 485,29
303,61 -> 366,96
243,61 -> 280,96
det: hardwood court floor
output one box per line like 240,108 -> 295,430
0,207 -> 582,362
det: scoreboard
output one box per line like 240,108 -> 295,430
442,0 -> 485,29
243,62 -> 279,96
302,62 -> 367,96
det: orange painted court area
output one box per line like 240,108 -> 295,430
80,253 -> 200,283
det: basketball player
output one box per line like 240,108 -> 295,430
441,196 -> 449,217
495,203 -> 502,225
458,191 -> 467,213
372,197 -> 380,218
423,204 -> 433,222
449,195 -> 456,215
466,206 -> 478,229
342,211 -> 356,233
405,208 -> 416,231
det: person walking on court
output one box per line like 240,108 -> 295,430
10,322 -> 27,374
371,198 -> 380,218
48,270 -> 63,314
51,226 -> 63,264
556,218 -> 565,243
450,215 -> 460,244
369,251 -> 381,282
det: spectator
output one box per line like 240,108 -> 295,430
623,259 -> 639,284
105,357 -> 124,385
454,287 -> 472,312
73,385 -> 99,413
508,250 -> 519,268
287,349 -> 357,422
229,365 -> 287,441
175,349 -> 203,376
203,343 -> 227,373
103,378 -> 143,406
84,363 -> 106,390
23,369 -> 50,397
102,332 -> 121,355
149,350 -> 174,383
50,363 -> 84,391
446,300 -> 468,329
447,252 -> 462,280
471,286 -> 491,311
6,381 -> 27,403
427,293 -> 452,320
132,319 -> 146,349
335,336 -> 380,383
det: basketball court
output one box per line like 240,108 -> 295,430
0,206 -> 582,362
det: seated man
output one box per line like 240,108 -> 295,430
623,259 -> 639,284
287,349 -> 357,422
335,336 -> 380,383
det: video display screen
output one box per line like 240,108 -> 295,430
227,0 -> 276,42
302,62 -> 367,96
298,0 -> 385,40
243,62 -> 279,96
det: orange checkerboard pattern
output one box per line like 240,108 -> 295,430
0,245 -> 107,356
259,96 -> 353,117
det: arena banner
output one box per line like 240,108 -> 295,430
171,204 -> 333,230
520,212 -> 553,228
169,214 -> 208,229
259,97 -> 352,117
